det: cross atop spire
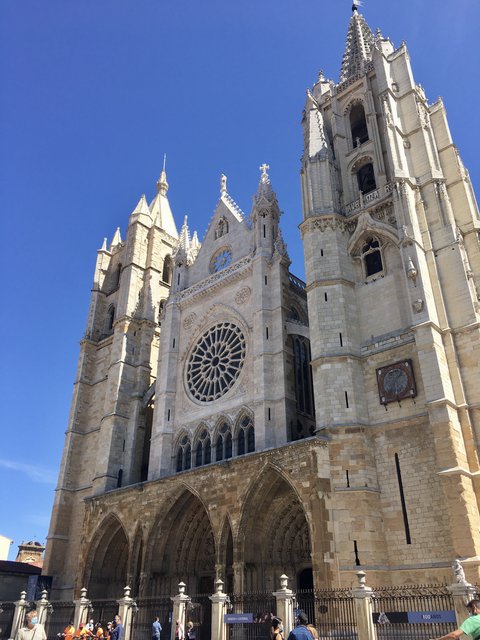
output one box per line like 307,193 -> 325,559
259,163 -> 270,183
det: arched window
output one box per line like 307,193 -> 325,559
350,103 -> 369,148
237,415 -> 255,456
356,163 -> 376,194
105,305 -> 115,333
158,299 -> 166,323
215,423 -> 232,462
215,217 -> 229,239
362,237 -> 384,277
162,255 -> 173,285
113,263 -> 122,289
176,435 -> 191,472
195,429 -> 211,467
294,337 -> 314,418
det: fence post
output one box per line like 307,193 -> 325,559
74,587 -> 91,630
36,590 -> 51,626
209,579 -> 228,640
447,561 -> 477,629
10,591 -> 28,640
273,574 -> 295,635
117,585 -> 137,640
351,571 -> 377,640
171,582 -> 189,640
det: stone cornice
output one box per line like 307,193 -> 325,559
173,256 -> 252,309
306,278 -> 355,292
300,214 -> 347,236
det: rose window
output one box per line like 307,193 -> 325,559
212,249 -> 232,273
186,322 -> 246,402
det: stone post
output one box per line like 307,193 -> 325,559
209,579 -> 229,640
171,582 -> 190,640
117,585 -> 137,640
36,590 -> 50,626
73,588 -> 91,630
351,571 -> 377,640
10,591 -> 28,640
273,574 -> 295,635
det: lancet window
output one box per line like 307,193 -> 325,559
195,429 -> 212,467
176,435 -> 192,472
293,337 -> 314,417
162,255 -> 173,285
362,236 -> 384,277
237,415 -> 255,456
350,103 -> 369,148
105,305 -> 115,334
215,423 -> 232,461
356,162 -> 376,194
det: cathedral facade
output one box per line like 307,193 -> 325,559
44,7 -> 480,600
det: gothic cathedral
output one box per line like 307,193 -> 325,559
44,6 -> 480,599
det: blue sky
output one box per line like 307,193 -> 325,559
0,0 -> 478,563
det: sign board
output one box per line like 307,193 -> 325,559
224,614 -> 253,624
373,611 -> 456,624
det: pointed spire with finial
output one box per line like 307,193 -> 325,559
110,227 -> 122,250
339,0 -> 375,83
220,173 -> 227,195
178,215 -> 191,252
156,153 -> 169,195
252,163 -> 280,221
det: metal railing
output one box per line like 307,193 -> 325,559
131,596 -> 172,640
89,600 -> 118,627
0,602 -> 15,640
228,590 -> 276,640
44,602 -> 75,640
297,589 -> 357,639
371,585 -> 456,640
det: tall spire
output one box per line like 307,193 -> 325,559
339,3 -> 375,83
156,154 -> 169,195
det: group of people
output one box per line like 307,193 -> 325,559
15,612 -> 125,640
271,612 -> 318,640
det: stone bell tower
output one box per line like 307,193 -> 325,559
301,4 -> 480,582
44,166 -> 179,596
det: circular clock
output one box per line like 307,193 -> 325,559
383,368 -> 408,395
186,322 -> 246,402
212,249 -> 232,273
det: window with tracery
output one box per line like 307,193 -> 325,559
215,423 -> 232,462
237,415 -> 255,456
195,429 -> 212,467
293,337 -> 314,417
362,237 -> 384,277
186,323 -> 246,403
350,103 -> 369,148
176,435 -> 191,472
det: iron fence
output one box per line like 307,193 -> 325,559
90,600 -> 118,627
187,593 -> 213,640
228,590 -> 276,640
131,596 -> 172,640
372,585 -> 456,640
297,589 -> 357,639
44,602 -> 75,640
0,602 -> 15,640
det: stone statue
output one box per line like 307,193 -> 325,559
452,558 -> 468,585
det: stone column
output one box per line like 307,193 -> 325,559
36,590 -> 51,626
447,584 -> 476,626
10,591 -> 28,640
273,575 -> 295,635
232,562 -> 244,594
209,579 -> 229,640
117,586 -> 138,640
170,582 -> 190,640
351,571 -> 377,640
73,588 -> 91,630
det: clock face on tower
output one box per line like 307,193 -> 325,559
186,322 -> 246,403
376,360 -> 416,405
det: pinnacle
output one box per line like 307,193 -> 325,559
339,7 -> 375,83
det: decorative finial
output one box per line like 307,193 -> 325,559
220,173 -> 227,195
157,156 -> 169,196
259,163 -> 270,182
317,69 -> 325,83
352,0 -> 362,12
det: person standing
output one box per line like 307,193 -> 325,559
271,617 -> 283,640
15,611 -> 47,640
61,622 -> 76,640
110,616 -> 124,640
152,617 -> 162,640
287,612 -> 311,640
435,600 -> 480,640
